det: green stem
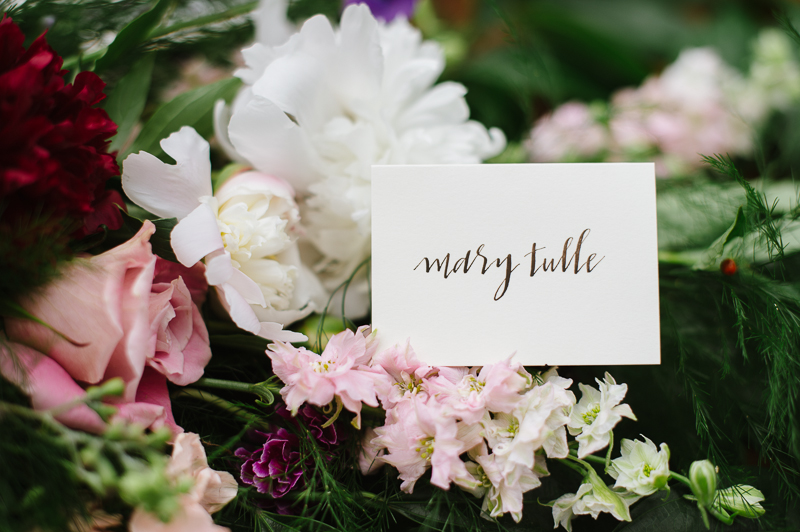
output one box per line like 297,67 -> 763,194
148,1 -> 258,39
173,388 -> 270,430
580,453 -> 607,466
194,377 -> 281,404
669,471 -> 692,487
604,431 -> 614,472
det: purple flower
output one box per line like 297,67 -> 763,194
235,429 -> 306,500
343,0 -> 417,21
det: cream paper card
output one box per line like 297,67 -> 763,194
370,163 -> 660,366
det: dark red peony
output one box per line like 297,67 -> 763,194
0,15 -> 122,238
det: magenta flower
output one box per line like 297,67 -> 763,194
236,428 -> 306,500
267,326 -> 381,428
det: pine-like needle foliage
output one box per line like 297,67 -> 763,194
657,155 -> 800,507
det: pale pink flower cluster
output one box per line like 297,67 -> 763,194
266,326 -> 382,429
266,330 -> 643,523
527,34 -> 800,177
368,346 -> 577,523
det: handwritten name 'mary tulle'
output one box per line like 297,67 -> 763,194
414,229 -> 604,301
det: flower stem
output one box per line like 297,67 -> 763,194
194,377 -> 281,405
669,471 -> 692,487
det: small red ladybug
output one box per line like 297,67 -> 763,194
720,258 -> 737,276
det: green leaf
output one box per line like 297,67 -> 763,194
94,0 -> 173,72
120,211 -> 178,263
105,54 -> 156,155
693,206 -> 747,270
125,78 -> 241,160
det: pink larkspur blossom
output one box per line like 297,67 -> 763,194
267,326 -> 381,428
426,357 -> 528,423
370,340 -> 454,408
373,398 -> 482,492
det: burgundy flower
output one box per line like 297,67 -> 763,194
0,16 -> 122,239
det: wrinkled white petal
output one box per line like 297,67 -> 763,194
122,127 -> 212,220
257,321 -> 307,342
204,249 -> 235,286
216,283 -> 260,335
171,203 -> 224,267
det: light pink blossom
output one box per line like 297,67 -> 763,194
426,357 -> 528,423
369,341 -> 439,408
373,398 -> 482,492
129,432 -> 237,532
267,326 -> 381,428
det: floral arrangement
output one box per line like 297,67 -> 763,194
2,1 -> 799,531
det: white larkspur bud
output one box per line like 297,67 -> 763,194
689,459 -> 717,508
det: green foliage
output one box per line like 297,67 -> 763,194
118,210 -> 179,262
105,53 -> 157,154
125,77 -> 241,160
0,372 -> 180,532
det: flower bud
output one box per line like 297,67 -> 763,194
716,485 -> 765,519
689,460 -> 717,508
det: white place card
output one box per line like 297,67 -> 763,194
371,163 -> 660,367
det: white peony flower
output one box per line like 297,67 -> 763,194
567,372 -> 636,458
122,127 -> 324,342
609,436 -> 670,496
216,4 -> 506,316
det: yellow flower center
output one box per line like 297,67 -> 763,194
414,437 -> 435,460
642,464 -> 653,477
582,403 -> 602,425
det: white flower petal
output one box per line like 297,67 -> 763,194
213,100 -> 248,164
257,321 -> 307,343
171,203 -> 224,267
229,97 -> 321,193
227,268 -> 266,307
216,283 -> 260,335
253,0 -> 295,47
204,250 -> 234,286
122,127 -> 212,220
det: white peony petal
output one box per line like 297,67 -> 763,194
227,269 -> 267,307
204,249 -> 234,286
171,204 -> 224,267
122,127 -> 212,220
228,97 -> 321,192
253,0 -> 295,47
216,283 -> 260,335
396,82 -> 469,130
257,322 -> 307,343
213,100 -> 248,164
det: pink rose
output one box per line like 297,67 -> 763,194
2,222 -> 212,435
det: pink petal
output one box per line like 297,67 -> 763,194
171,203 -> 224,267
154,258 -> 209,307
0,341 -> 106,434
6,222 -> 156,386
